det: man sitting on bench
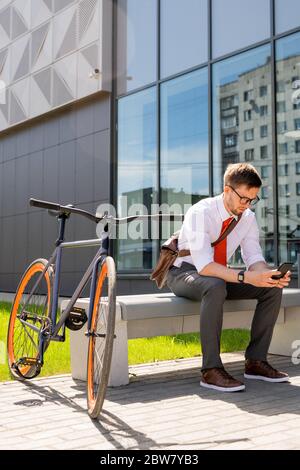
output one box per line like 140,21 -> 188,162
167,163 -> 291,392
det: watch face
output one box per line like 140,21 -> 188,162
238,272 -> 244,281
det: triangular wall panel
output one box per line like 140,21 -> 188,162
11,76 -> 30,116
11,8 -> 28,39
56,11 -> 77,58
54,0 -> 74,13
13,39 -> 30,81
0,0 -> 110,131
0,48 -> 8,74
13,0 -> 31,27
31,68 -> 52,117
52,68 -> 73,107
32,0 -> 52,28
0,6 -> 11,39
31,22 -> 50,67
10,89 -> 27,124
81,43 -> 98,68
78,0 -> 97,44
33,67 -> 52,104
0,87 -> 9,121
43,0 -> 53,12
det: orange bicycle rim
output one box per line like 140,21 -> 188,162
87,261 -> 108,407
8,262 -> 51,376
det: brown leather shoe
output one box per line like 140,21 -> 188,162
200,367 -> 245,392
244,359 -> 289,383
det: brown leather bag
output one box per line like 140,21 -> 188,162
150,215 -> 241,289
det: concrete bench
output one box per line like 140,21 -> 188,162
61,288 -> 300,387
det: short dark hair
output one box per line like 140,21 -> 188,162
224,163 -> 262,188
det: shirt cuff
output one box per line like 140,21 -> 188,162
244,255 -> 266,270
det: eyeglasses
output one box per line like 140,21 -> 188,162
227,185 -> 260,207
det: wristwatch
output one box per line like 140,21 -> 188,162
238,270 -> 245,283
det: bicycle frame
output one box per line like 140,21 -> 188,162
20,213 -> 110,366
18,207 -> 185,367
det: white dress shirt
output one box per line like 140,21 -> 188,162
173,193 -> 265,273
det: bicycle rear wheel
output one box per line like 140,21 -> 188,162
7,259 -> 53,380
87,256 -> 116,419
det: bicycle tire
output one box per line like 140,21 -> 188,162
7,258 -> 53,380
87,256 -> 116,418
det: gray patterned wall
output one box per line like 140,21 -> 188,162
0,92 -> 111,296
0,0 -> 111,131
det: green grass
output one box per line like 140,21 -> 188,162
128,329 -> 250,365
0,301 -> 70,382
0,301 -> 250,381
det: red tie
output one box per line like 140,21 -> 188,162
214,217 -> 233,266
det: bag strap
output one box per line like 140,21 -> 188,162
178,214 -> 242,257
211,214 -> 242,247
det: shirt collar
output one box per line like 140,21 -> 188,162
216,193 -> 238,221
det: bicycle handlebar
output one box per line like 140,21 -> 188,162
29,198 -> 185,224
29,198 -> 101,223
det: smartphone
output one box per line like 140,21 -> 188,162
271,262 -> 294,279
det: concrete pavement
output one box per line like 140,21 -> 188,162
1,352 -> 300,450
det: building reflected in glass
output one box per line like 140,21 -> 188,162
116,1 -> 300,280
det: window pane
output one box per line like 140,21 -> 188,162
161,68 -> 209,239
213,45 -> 274,265
160,0 -> 208,78
275,0 -> 300,34
276,31 -> 300,265
117,88 -> 157,270
212,0 -> 270,58
117,0 -> 157,95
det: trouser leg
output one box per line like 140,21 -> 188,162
167,262 -> 283,370
226,282 -> 283,361
167,263 -> 227,370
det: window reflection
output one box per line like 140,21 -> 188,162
276,31 -> 300,265
160,0 -> 207,78
212,0 -> 270,58
275,0 -> 300,34
213,45 -> 274,265
117,0 -> 157,95
117,88 -> 157,270
160,68 -> 209,240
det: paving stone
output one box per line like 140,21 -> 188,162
1,353 -> 300,450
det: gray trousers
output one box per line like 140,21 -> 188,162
166,262 -> 283,371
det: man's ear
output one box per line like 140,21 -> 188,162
223,185 -> 229,194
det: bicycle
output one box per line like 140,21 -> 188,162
7,197 -> 182,419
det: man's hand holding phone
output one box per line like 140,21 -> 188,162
270,262 -> 293,288
244,262 -> 293,288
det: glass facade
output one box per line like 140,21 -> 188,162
160,0 -> 208,78
117,87 -> 157,270
116,0 -> 300,277
276,31 -> 300,265
117,0 -> 157,95
160,69 -> 209,206
213,45 -> 274,265
212,0 -> 270,58
275,0 -> 300,34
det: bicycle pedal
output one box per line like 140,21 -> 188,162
16,357 -> 40,367
13,357 -> 42,379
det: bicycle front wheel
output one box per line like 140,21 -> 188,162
87,256 -> 116,419
7,259 -> 53,380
